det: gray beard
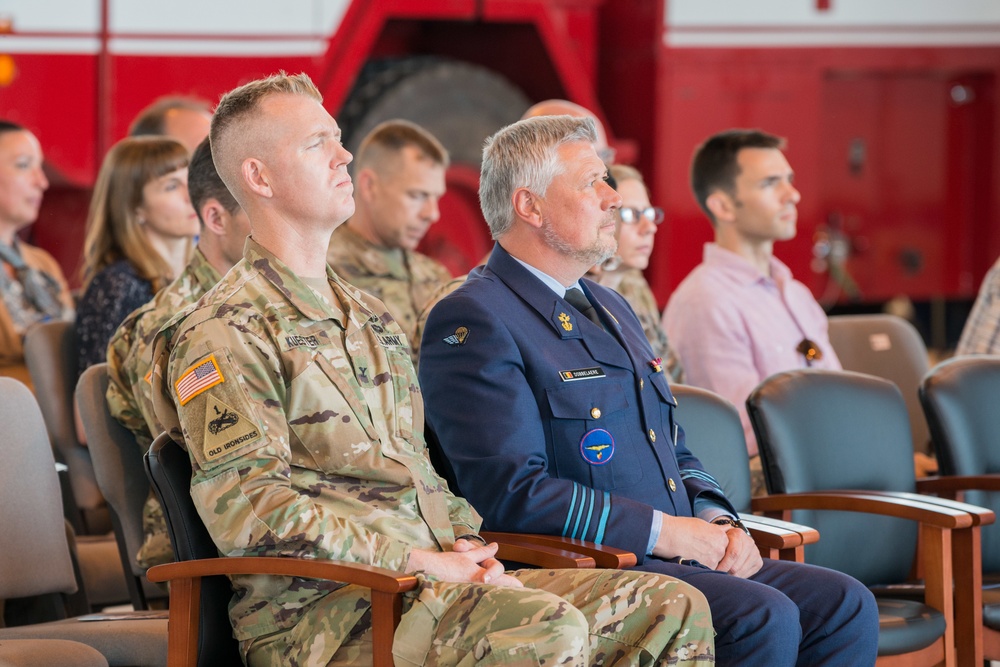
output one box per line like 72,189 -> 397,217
541,218 -> 616,267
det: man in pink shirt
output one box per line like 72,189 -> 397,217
663,129 -> 840,495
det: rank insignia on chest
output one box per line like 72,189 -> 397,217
443,326 -> 470,346
558,312 -> 573,331
580,428 -> 615,465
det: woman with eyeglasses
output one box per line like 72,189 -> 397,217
590,164 -> 683,382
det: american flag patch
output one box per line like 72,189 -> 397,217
175,355 -> 224,406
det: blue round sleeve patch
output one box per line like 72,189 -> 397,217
580,428 -> 615,465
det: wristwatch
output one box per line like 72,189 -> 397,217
712,517 -> 752,537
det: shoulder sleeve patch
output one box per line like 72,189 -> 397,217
203,397 -> 262,463
172,347 -> 269,470
176,354 -> 225,405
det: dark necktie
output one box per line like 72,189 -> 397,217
565,288 -> 602,327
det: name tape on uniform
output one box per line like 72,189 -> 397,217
559,366 -> 606,382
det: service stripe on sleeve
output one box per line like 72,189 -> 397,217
594,492 -> 611,544
563,484 -> 579,537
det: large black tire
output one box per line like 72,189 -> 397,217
339,57 -> 531,166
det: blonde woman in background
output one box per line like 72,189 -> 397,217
592,164 -> 683,381
75,136 -> 197,378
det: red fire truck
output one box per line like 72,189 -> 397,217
2,0 -> 999,342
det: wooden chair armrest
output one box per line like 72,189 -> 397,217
147,556 -> 418,593
482,532 -> 637,569
751,491 -> 973,529
492,539 -> 596,568
859,489 -> 996,526
742,517 -> 819,549
743,516 -> 820,545
148,556 -> 415,667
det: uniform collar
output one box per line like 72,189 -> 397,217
243,236 -> 360,329
334,224 -> 410,280
485,243 -> 633,370
186,246 -> 224,293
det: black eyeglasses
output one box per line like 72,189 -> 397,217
618,206 -> 664,225
796,338 -> 824,365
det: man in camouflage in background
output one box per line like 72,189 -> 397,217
106,136 -> 250,568
326,119 -> 452,366
149,72 -> 715,666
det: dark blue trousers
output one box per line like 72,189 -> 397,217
631,558 -> 879,666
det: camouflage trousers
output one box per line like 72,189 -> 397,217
136,492 -> 174,570
245,568 -> 714,666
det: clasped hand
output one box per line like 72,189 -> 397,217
406,539 -> 523,588
654,515 -> 763,578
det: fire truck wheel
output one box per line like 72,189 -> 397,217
339,57 -> 531,166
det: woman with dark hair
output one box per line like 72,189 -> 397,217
75,136 -> 198,377
0,121 -> 74,386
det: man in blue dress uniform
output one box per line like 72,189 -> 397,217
419,115 -> 879,666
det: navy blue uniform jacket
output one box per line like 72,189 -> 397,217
420,244 -> 735,562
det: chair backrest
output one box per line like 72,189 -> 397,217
146,432 -> 242,667
0,378 -> 79,600
671,385 -> 751,512
75,363 -> 158,608
920,355 -> 1000,572
23,320 -> 109,531
747,369 -> 919,585
827,314 -> 931,454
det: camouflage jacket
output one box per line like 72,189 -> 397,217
150,237 -> 481,647
595,268 -> 684,383
107,247 -> 222,450
326,224 -> 451,363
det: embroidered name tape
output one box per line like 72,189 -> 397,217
286,334 -> 319,349
559,367 -> 606,382
175,355 -> 224,406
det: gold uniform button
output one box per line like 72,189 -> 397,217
668,478 -> 677,492
648,428 -> 656,442
590,407 -> 601,419
639,379 -> 644,389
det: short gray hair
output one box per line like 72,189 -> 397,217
479,115 -> 597,239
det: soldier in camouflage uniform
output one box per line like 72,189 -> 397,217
106,136 -> 250,569
150,72 -> 716,666
326,120 -> 452,366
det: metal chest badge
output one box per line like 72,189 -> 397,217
580,428 -> 615,465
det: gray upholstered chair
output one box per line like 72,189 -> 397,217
0,378 -> 167,667
75,363 -> 169,611
670,384 -> 819,561
22,324 -> 128,609
747,369 -> 993,666
23,320 -> 111,534
827,313 -> 932,456
0,639 -> 109,667
919,354 -> 1000,660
